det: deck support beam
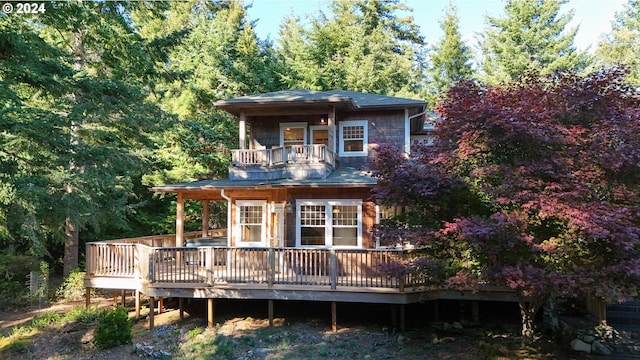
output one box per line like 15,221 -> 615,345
158,296 -> 164,314
331,302 -> 337,333
472,300 -> 479,323
135,290 -> 141,319
399,305 -> 405,332
121,289 -> 126,307
85,287 -> 91,308
179,298 -> 184,321
268,300 -> 274,327
207,298 -> 215,328
149,296 -> 155,331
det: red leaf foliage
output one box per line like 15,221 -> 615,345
372,68 -> 640,302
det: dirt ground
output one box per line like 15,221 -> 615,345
0,297 -> 613,359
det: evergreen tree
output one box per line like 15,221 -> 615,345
427,4 -> 474,106
596,0 -> 640,85
480,0 -> 588,84
277,0 -> 425,96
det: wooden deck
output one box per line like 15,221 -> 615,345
85,232 -> 525,331
85,232 -> 519,305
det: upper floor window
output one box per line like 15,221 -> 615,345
280,122 -> 307,147
339,120 -> 368,157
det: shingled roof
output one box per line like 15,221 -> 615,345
214,89 -> 425,115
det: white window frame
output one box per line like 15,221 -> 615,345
235,200 -> 267,247
310,125 -> 330,146
280,122 -> 307,147
296,199 -> 362,248
339,120 -> 368,157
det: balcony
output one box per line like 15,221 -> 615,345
229,144 -> 336,181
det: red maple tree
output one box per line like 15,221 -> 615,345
372,68 -> 640,342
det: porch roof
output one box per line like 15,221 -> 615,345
214,89 -> 426,116
150,167 -> 377,195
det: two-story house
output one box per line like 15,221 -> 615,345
84,90 -> 521,332
152,89 -> 426,251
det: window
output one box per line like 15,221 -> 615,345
310,126 -> 329,146
297,200 -> 362,247
236,200 -> 266,246
280,122 -> 307,147
339,120 -> 368,156
300,204 -> 326,246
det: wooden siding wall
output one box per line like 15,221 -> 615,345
249,114 -> 325,149
338,110 -> 406,169
246,109 -> 407,170
286,187 -> 375,248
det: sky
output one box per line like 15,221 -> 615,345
246,0 -> 627,53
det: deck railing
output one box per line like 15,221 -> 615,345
86,243 -> 418,291
231,144 -> 335,168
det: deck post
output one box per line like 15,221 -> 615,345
329,250 -> 337,290
158,296 -> 164,314
268,300 -> 274,327
433,300 -> 439,322
399,305 -> 406,332
149,296 -> 155,331
207,298 -> 215,328
179,298 -> 184,321
268,248 -> 275,287
120,289 -> 126,307
391,305 -> 398,328
85,287 -> 91,308
135,290 -> 141,319
331,302 -> 337,333
112,290 -> 118,306
472,300 -> 479,323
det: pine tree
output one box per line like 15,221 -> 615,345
480,0 -> 588,84
276,0 -> 425,96
596,0 -> 640,85
427,4 -> 474,105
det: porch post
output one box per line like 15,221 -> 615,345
202,200 -> 210,237
176,192 -> 185,247
268,300 -> 274,327
239,111 -> 246,150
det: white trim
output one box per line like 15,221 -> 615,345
235,200 -> 267,247
339,120 -> 368,157
296,199 -> 363,248
280,122 -> 307,147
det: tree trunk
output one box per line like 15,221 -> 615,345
63,30 -> 85,278
64,217 -> 79,277
517,291 -> 544,345
519,302 -> 536,343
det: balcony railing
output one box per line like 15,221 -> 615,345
231,144 -> 335,168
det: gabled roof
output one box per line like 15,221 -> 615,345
214,89 -> 426,116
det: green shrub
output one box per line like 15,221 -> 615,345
94,306 -> 134,349
0,254 -> 40,308
56,269 -> 87,302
